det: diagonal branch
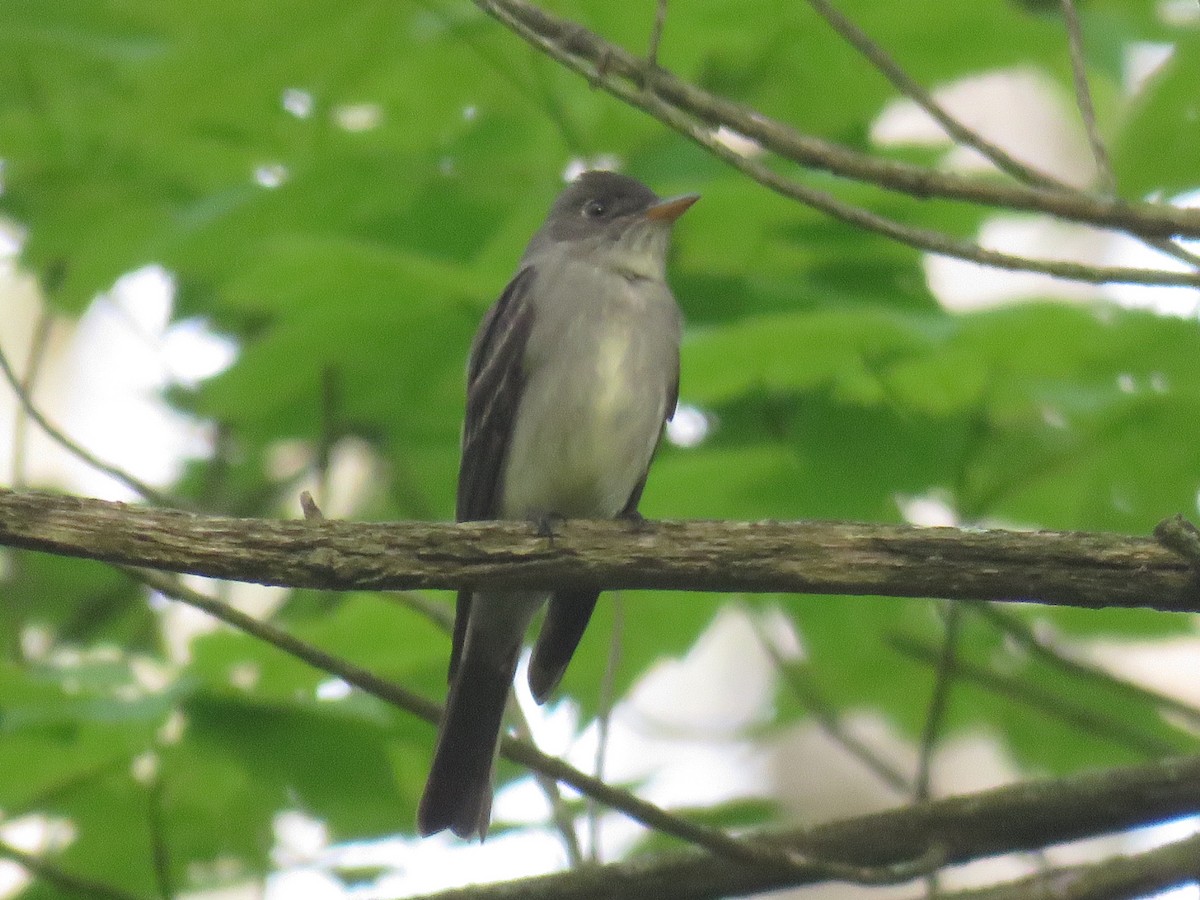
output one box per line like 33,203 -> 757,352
973,602 -> 1200,732
474,0 -> 1199,288
802,0 -> 1200,270
928,831 -> 1200,900
401,755 -> 1200,900
800,0 -> 1058,189
127,567 -> 778,869
0,488 -> 1197,612
890,633 -> 1190,757
472,0 -> 1200,244
0,340 -> 175,506
123,567 -> 1200,900
1059,0 -> 1115,194
0,838 -> 148,900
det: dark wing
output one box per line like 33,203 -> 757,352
527,354 -> 681,703
448,266 -> 537,680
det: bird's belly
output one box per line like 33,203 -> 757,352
500,329 -> 665,520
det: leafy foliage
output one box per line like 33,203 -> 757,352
1,0 -> 1198,895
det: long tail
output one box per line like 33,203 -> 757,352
417,643 -> 517,839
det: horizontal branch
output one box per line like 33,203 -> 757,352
405,754 -> 1200,900
0,489 -> 1197,612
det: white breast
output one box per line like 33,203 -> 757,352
498,266 -> 679,521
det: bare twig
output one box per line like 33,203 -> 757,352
400,755 -> 1200,900
890,633 -> 1189,757
803,0 -> 1200,270
801,0 -> 1057,188
475,0 -> 1200,287
386,590 -> 455,632
0,341 -> 175,506
930,830 -> 1200,900
646,0 -> 668,72
299,489 -> 325,521
753,617 -> 912,793
147,775 -> 175,900
1059,0 -> 1115,194
915,603 -> 962,801
10,306 -> 54,488
510,705 -> 585,866
119,567 -> 856,876
972,602 -> 1200,733
913,603 -> 963,899
589,592 -> 626,861
473,0 -> 1200,244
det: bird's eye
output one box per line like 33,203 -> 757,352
582,199 -> 607,218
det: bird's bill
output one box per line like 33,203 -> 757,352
644,193 -> 700,222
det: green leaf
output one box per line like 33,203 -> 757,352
1113,35 -> 1200,198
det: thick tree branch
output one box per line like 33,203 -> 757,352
401,755 -> 1200,900
1,489 -> 1196,612
472,0 -> 1200,243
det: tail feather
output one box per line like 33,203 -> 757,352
528,590 -> 600,703
418,648 -> 515,839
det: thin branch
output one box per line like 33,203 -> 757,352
473,0 -> 1200,243
890,633 -> 1189,757
0,341 -> 175,506
650,97 -> 1193,287
589,591 -> 625,862
10,305 -> 54,488
753,617 -> 912,794
972,602 -> 1200,733
914,604 -> 961,802
386,590 -> 455,632
147,775 -> 175,900
121,567 -> 865,876
646,0 -> 667,72
1059,0 -> 1115,194
803,0 -> 1200,270
1,489 -> 1198,613
400,755 -> 1200,900
0,838 -> 149,900
801,0 -> 1058,188
914,604 -> 962,900
84,570 -> 1200,899
929,831 -> 1200,900
475,0 -> 1199,287
510,703 -> 585,867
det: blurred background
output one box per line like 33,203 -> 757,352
1,0 -> 1199,897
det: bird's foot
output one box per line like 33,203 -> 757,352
619,509 -> 653,534
533,512 -> 567,544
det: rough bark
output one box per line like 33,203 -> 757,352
0,488 -> 1196,612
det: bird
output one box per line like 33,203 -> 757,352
417,170 -> 698,839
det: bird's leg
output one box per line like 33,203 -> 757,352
618,507 -> 654,534
532,511 -> 567,544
